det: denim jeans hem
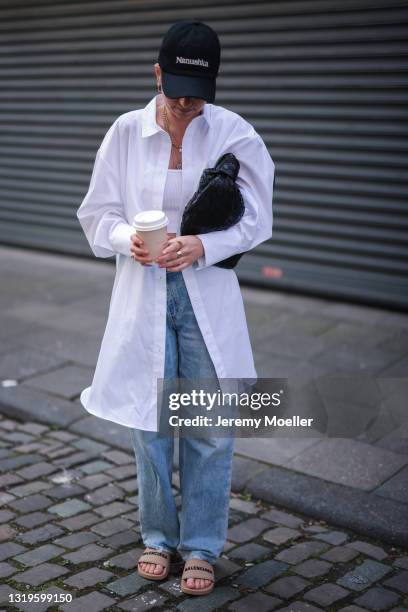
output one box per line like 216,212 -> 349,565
181,551 -> 217,565
144,543 -> 176,555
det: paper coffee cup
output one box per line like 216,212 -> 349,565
133,210 -> 169,260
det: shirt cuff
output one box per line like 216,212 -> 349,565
109,222 -> 135,257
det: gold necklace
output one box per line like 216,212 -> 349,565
163,104 -> 182,169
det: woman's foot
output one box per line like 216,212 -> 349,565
137,547 -> 171,580
138,561 -> 166,576
185,576 -> 212,590
180,558 -> 215,596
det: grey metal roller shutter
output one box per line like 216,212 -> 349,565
1,1 -> 407,309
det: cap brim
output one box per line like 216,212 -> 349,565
161,70 -> 216,103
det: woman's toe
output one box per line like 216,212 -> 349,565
154,564 -> 163,574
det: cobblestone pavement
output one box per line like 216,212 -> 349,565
0,415 -> 407,612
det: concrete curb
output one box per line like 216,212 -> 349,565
1,394 -> 407,549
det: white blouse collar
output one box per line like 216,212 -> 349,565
141,94 -> 212,138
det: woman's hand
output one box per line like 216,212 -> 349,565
130,233 -> 154,266
155,235 -> 204,271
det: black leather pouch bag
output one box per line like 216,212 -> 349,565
180,153 -> 246,269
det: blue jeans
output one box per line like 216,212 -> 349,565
130,270 -> 235,564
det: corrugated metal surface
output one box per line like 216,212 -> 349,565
1,0 -> 407,309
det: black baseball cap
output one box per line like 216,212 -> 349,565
158,20 -> 221,103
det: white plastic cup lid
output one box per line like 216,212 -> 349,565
133,210 -> 169,231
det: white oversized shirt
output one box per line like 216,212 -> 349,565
76,93 -> 275,431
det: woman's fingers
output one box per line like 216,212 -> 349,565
131,235 -> 153,264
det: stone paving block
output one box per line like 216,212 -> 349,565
383,570 -> 408,594
61,591 -> 117,612
265,574 -> 311,598
104,550 -> 139,570
0,385 -> 84,428
102,449 -> 133,465
394,556 -> 408,569
337,559 -> 393,591
106,573 -> 147,596
347,540 -> 388,560
320,546 -> 360,563
312,530 -> 349,545
228,542 -> 271,561
231,456 -> 268,491
0,452 -> 43,473
15,461 -> 58,480
264,602 -> 323,612
14,543 -> 65,567
263,526 -> 302,545
48,498 -> 91,518
18,422 -> 50,435
46,445 -> 76,459
9,493 -> 52,514
234,558 -> 288,588
22,364 -> 93,400
0,525 -> 15,542
293,558 -> 333,578
227,517 -> 270,543
15,442 -> 50,453
0,509 -> 15,524
77,473 -> 113,490
55,531 -> 98,549
44,483 -> 86,500
62,543 -> 114,565
17,524 -> 64,545
228,591 -> 283,611
64,567 -> 114,589
176,586 -> 240,611
158,576 -> 184,598
90,517 -> 133,537
0,473 -> 23,488
304,582 -> 350,606
106,464 -> 137,480
375,465 -> 408,504
47,430 -> 78,442
12,562 -> 69,586
338,607 -> 371,612
8,480 -> 52,498
303,523 -> 328,533
285,438 -> 408,490
54,451 -> 94,468
214,557 -> 242,581
83,483 -> 124,505
0,542 -> 27,561
229,496 -> 259,514
119,589 -> 168,611
99,530 -> 141,549
275,541 -> 329,564
69,415 -> 133,452
0,562 -> 14,578
94,501 -> 133,518
78,460 -> 113,475
235,436 -> 319,466
3,431 -> 35,444
0,493 -> 14,506
58,511 -> 100,531
260,507 -> 305,528
71,437 -> 109,454
354,585 -> 401,610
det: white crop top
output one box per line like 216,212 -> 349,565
162,169 -> 183,233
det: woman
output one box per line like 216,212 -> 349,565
76,20 -> 275,596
